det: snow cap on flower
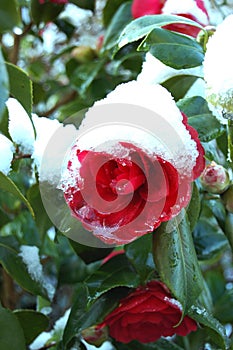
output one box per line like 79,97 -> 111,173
162,0 -> 208,25
6,98 -> 35,154
81,80 -> 199,178
0,134 -> 15,175
203,14 -> 233,119
137,52 -> 203,86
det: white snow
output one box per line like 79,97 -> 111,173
162,0 -> 208,25
30,309 -> 70,350
203,14 -> 233,118
75,80 -> 199,178
19,245 -> 55,301
32,115 -> 78,184
6,98 -> 35,154
164,296 -> 183,312
137,52 -> 203,85
0,133 -> 15,175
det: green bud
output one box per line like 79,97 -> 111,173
200,162 -> 230,194
71,46 -> 96,63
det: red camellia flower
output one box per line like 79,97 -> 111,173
61,81 -> 205,245
132,0 -> 209,37
99,281 -> 197,343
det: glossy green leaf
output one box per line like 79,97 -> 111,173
102,2 -> 132,52
0,306 -> 26,350
163,75 -> 197,101
193,203 -> 228,260
214,289 -> 233,323
62,283 -> 128,348
86,254 -> 140,301
27,184 -> 52,236
0,0 -> 20,33
6,63 -> 33,116
69,60 -> 105,96
69,238 -> 113,264
117,15 -> 203,51
0,172 -> 34,218
189,305 -> 229,350
225,212 -> 233,252
103,0 -> 129,26
14,310 -> 49,344
177,96 -> 225,142
125,233 -> 155,281
186,182 -> 201,232
0,47 -> 9,118
0,243 -> 50,300
153,213 -> 203,313
31,0 -> 65,24
138,28 -> 204,69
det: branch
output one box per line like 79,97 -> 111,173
37,343 -> 57,350
43,91 -> 77,117
10,22 -> 33,65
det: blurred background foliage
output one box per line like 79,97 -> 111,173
1,1 -> 233,349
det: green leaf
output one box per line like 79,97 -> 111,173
177,96 -> 225,142
6,63 -> 33,116
186,182 -> 201,232
31,0 -> 65,24
153,213 -> 203,314
0,0 -> 20,33
63,284 -> 129,348
0,306 -> 26,350
193,202 -> 228,260
86,254 -> 140,301
162,75 -> 197,101
14,310 -> 49,345
189,305 -> 229,350
69,239 -> 113,264
0,47 -> 9,118
138,28 -> 204,69
117,15 -> 203,51
27,184 -> 52,236
0,243 -> 51,300
125,233 -> 155,281
0,172 -> 34,218
103,0 -> 129,26
69,60 -> 105,96
102,2 -> 132,52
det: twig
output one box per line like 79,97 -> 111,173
37,343 -> 57,350
10,22 -> 33,65
43,91 -> 77,117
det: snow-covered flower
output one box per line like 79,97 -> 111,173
132,0 -> 209,37
60,80 -> 205,245
0,133 -> 15,175
203,14 -> 233,120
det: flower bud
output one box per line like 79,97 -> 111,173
222,185 -> 233,213
200,162 -> 230,194
81,325 -> 108,347
71,46 -> 96,63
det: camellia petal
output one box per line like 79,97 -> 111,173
99,281 -> 197,343
60,81 -> 204,245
